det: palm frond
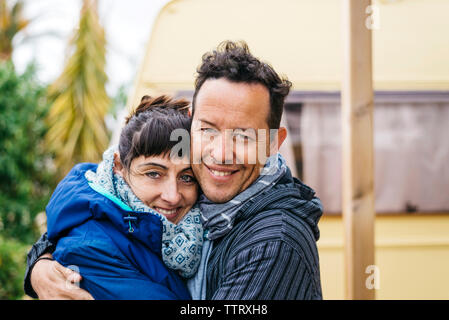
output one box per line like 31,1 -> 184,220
0,0 -> 30,61
45,0 -> 110,176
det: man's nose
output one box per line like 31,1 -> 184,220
210,132 -> 234,164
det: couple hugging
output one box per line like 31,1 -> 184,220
24,41 -> 323,300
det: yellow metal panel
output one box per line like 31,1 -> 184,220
128,0 -> 449,110
318,214 -> 449,299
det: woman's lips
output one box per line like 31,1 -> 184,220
153,206 -> 182,221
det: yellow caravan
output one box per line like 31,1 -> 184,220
125,0 -> 449,299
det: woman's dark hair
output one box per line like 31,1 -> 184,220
192,40 -> 292,129
119,95 -> 191,170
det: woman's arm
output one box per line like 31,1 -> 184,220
24,232 -> 55,298
24,232 -> 93,300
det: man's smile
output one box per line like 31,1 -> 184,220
205,164 -> 239,182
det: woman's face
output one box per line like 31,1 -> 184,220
114,153 -> 198,224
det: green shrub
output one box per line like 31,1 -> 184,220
0,236 -> 29,299
0,61 -> 55,243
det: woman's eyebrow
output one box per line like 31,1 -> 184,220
138,162 -> 167,170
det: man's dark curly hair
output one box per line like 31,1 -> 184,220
192,40 -> 292,129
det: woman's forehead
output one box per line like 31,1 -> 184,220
132,154 -> 192,170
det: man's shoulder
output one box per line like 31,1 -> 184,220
238,207 -> 317,245
234,173 -> 322,245
226,207 -> 321,274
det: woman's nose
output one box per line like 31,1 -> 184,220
160,182 -> 182,204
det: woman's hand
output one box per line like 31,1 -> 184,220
30,253 -> 94,300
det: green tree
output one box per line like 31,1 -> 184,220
0,235 -> 29,299
0,0 -> 29,61
45,0 -> 110,176
0,61 -> 53,243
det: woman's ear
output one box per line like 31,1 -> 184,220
113,152 -> 124,176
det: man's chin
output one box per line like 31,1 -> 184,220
203,189 -> 238,204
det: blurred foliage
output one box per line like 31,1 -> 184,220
0,235 -> 29,299
0,61 -> 55,244
0,0 -> 53,301
0,0 -> 120,299
45,0 -> 110,177
110,83 -> 129,118
0,0 -> 30,61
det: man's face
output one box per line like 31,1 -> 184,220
191,78 -> 272,203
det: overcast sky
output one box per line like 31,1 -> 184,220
13,0 -> 169,97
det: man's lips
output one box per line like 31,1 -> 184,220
205,164 -> 239,180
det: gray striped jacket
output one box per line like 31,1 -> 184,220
204,171 -> 323,300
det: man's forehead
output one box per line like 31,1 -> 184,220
193,78 -> 270,129
196,78 -> 269,100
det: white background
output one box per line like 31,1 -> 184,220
12,0 -> 169,98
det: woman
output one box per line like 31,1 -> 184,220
45,95 -> 203,300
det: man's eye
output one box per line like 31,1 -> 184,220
201,128 -> 217,134
180,175 -> 196,183
234,133 -> 253,141
146,171 -> 161,179
235,133 -> 248,140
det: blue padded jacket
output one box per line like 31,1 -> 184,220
46,163 -> 191,300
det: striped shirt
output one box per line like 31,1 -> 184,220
205,175 -> 323,300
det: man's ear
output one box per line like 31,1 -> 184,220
113,152 -> 124,176
269,127 -> 287,155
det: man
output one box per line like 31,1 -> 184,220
24,41 -> 323,300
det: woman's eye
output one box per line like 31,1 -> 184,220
180,175 -> 196,183
145,171 -> 161,179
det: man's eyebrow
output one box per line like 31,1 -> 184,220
138,162 -> 168,170
198,119 -> 255,131
233,127 -> 257,132
198,119 -> 217,128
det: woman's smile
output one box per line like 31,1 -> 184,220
114,153 -> 199,224
152,206 -> 182,221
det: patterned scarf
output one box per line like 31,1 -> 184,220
85,146 -> 203,278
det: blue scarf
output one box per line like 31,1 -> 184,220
85,146 -> 203,278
